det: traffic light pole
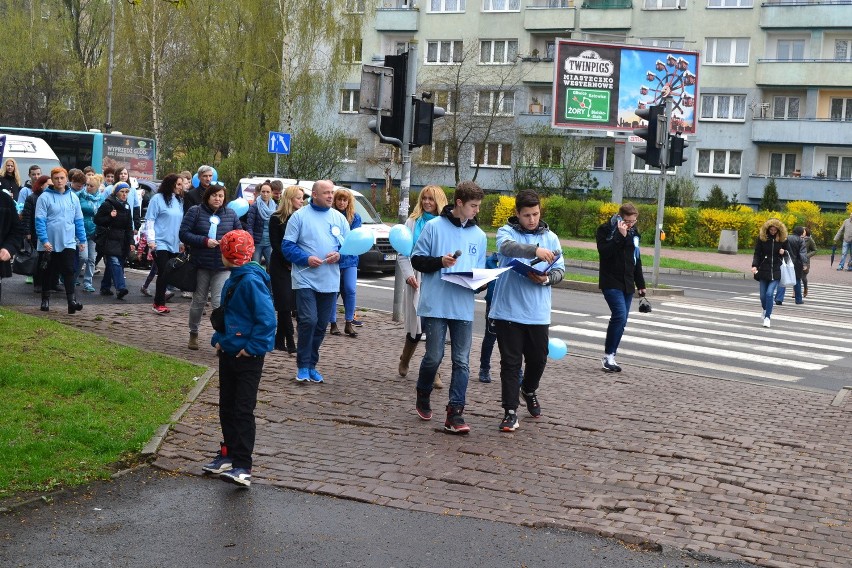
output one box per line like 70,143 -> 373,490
651,97 -> 673,288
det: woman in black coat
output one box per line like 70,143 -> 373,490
751,217 -> 787,328
267,185 -> 305,353
94,182 -> 134,299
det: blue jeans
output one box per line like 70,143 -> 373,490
840,241 -> 852,269
417,317 -> 473,407
759,279 -> 780,318
295,288 -> 337,369
104,256 -> 127,292
601,288 -> 634,355
329,266 -> 357,323
252,245 -> 272,266
82,240 -> 97,287
774,279 -> 803,304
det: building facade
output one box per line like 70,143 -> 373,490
333,0 -> 852,209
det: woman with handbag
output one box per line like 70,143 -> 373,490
145,174 -> 184,314
179,184 -> 242,350
267,185 -> 304,353
94,182 -> 135,300
751,218 -> 788,329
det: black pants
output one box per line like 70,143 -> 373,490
219,352 -> 265,469
275,310 -> 295,349
41,249 -> 76,301
153,249 -> 177,305
494,320 -> 549,411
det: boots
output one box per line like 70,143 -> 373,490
399,339 -> 418,377
188,332 -> 199,350
329,322 -> 341,336
444,404 -> 470,434
67,295 -> 83,314
344,321 -> 358,337
40,296 -> 49,312
803,283 -> 808,298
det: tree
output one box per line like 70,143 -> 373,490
510,124 -> 599,197
702,184 -> 730,209
761,178 -> 780,211
664,176 -> 698,207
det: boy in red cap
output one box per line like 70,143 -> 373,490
202,229 -> 276,488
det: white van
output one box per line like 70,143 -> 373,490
236,176 -> 396,273
2,134 -> 62,177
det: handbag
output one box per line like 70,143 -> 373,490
638,296 -> 652,313
12,241 -> 38,276
165,252 -> 198,292
780,253 -> 796,287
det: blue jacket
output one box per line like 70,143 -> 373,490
179,203 -> 243,271
338,212 -> 362,269
34,188 -> 86,252
78,190 -> 105,239
210,262 -> 276,356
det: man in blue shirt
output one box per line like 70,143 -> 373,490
411,181 -> 487,434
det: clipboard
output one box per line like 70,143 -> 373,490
506,257 -> 558,277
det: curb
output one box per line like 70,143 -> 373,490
564,259 -> 748,280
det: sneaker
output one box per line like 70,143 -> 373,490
351,318 -> 363,327
296,367 -> 310,382
165,290 -> 175,301
837,266 -> 844,271
152,304 -> 170,315
415,389 -> 432,420
82,284 -> 96,293
116,288 -> 129,300
140,286 -> 152,297
182,291 -> 192,298
100,289 -> 113,296
775,300 -> 782,306
763,317 -> 771,328
219,467 -> 251,488
521,390 -> 541,418
308,369 -> 324,383
202,452 -> 232,474
444,405 -> 470,434
601,354 -> 621,373
499,410 -> 519,432
94,268 -> 101,275
478,369 -> 492,383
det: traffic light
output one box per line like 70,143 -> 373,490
411,99 -> 446,148
381,53 -> 408,142
632,104 -> 664,168
669,133 -> 688,167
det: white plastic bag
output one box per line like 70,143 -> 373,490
780,254 -> 796,287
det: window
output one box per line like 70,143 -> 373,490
426,40 -> 463,64
707,0 -> 752,7
643,0 -> 681,9
776,39 -> 805,61
632,155 -> 669,173
480,40 -> 518,64
769,153 -> 796,177
826,156 -> 852,179
520,140 -> 561,168
475,91 -> 515,116
473,143 -> 512,167
342,39 -> 362,63
429,0 -> 465,11
696,149 -> 742,176
640,37 -> 686,49
545,41 -> 555,59
421,140 -> 456,165
704,38 -> 749,65
340,89 -> 360,113
394,41 -> 412,55
699,94 -> 747,121
593,146 -> 614,170
773,96 -> 799,119
345,0 -> 365,12
338,138 -> 358,163
835,40 -> 852,62
433,90 -> 459,114
830,98 -> 852,121
483,0 -> 520,10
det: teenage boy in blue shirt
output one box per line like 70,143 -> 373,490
489,189 -> 564,432
411,181 -> 487,434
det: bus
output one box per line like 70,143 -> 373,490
0,127 -> 156,180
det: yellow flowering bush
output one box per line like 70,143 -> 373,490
663,207 -> 687,246
697,209 -> 756,248
599,202 -> 619,225
492,196 -> 516,228
786,200 -> 825,236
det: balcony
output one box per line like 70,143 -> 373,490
375,7 -> 419,32
578,1 -> 633,28
746,174 -> 849,204
756,60 -> 852,88
524,3 -> 576,31
752,118 -> 852,146
517,110 -> 553,128
760,1 -> 852,29
521,59 -> 559,83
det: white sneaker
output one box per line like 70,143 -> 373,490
763,317 -> 771,328
601,354 -> 621,372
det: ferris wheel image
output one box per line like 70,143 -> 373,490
637,54 -> 696,131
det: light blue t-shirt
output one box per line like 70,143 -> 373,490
490,224 -> 565,326
145,193 -> 183,253
413,214 -> 487,321
34,188 -> 86,252
283,205 -> 350,293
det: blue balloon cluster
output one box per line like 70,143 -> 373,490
227,197 -> 249,217
388,224 -> 413,256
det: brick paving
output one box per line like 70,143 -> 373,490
15,296 -> 852,568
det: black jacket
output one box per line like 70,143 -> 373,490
752,237 -> 783,282
182,187 -> 204,215
0,191 -> 24,278
0,174 -> 21,201
94,195 -> 134,258
596,217 -> 645,293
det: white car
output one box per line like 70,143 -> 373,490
236,176 -> 396,273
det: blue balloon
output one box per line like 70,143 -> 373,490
548,338 -> 568,360
339,227 -> 375,256
227,197 -> 250,217
211,167 -> 219,182
388,224 -> 413,256
191,173 -> 200,188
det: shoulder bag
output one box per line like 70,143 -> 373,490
165,252 -> 198,292
12,240 -> 38,276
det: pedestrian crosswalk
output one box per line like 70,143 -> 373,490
549,283 -> 852,385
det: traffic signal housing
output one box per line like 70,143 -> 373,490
411,99 -> 446,148
379,53 -> 408,142
632,104 -> 664,168
669,133 -> 688,167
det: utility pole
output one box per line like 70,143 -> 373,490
105,0 -> 116,133
651,97 -> 673,288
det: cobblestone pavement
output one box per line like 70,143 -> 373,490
15,297 -> 852,568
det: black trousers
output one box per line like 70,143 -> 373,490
41,249 -> 76,301
153,249 -> 177,305
275,310 -> 295,349
219,352 -> 265,469
494,320 -> 549,411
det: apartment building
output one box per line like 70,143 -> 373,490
334,0 -> 852,208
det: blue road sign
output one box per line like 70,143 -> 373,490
268,131 -> 291,155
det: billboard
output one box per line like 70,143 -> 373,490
103,134 -> 156,180
553,40 -> 699,134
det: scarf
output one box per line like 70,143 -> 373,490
256,197 -> 275,222
412,212 -> 436,251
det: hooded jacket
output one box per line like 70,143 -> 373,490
210,262 -> 276,356
752,218 -> 788,282
94,194 -> 134,258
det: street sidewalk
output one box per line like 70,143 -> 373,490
14,292 -> 852,568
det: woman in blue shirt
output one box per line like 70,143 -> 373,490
327,188 -> 361,338
145,173 -> 184,314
